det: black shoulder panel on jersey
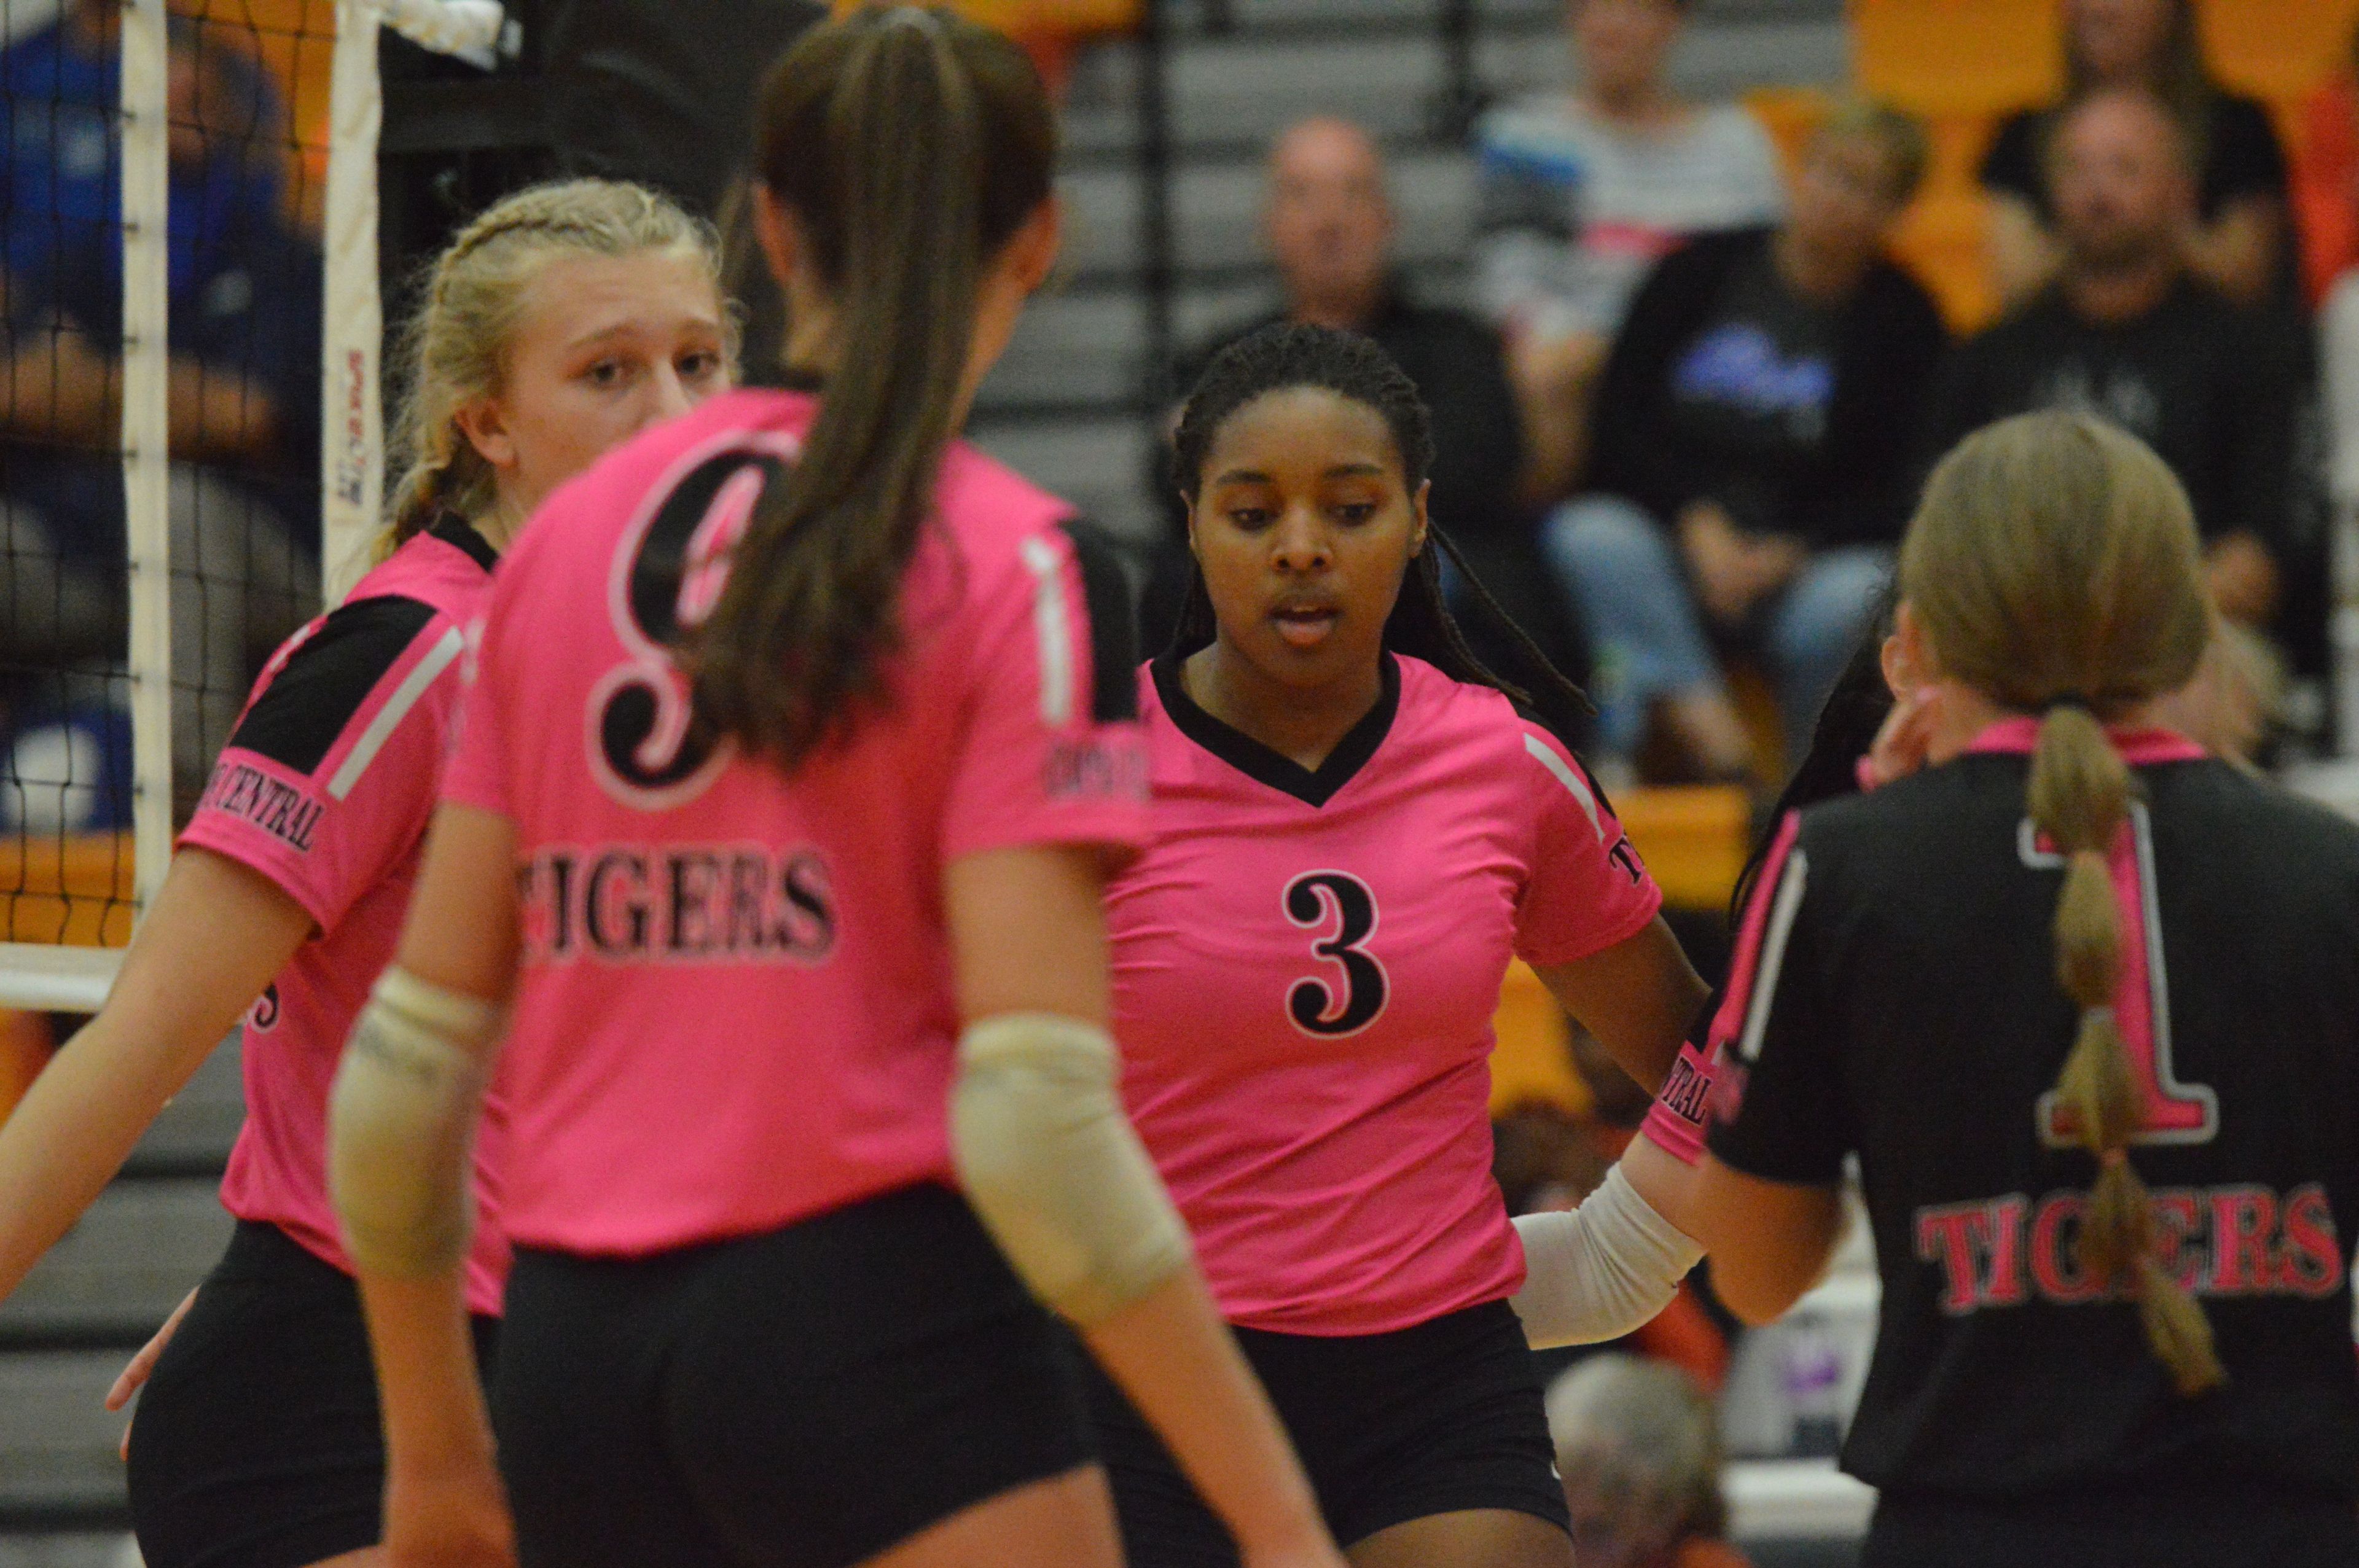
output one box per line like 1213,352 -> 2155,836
1059,517 -> 1140,724
230,595 -> 440,776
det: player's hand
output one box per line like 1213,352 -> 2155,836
383,1457 -> 517,1568
109,1286 -> 197,1459
2204,532 -> 2278,627
1861,686 -> 1941,790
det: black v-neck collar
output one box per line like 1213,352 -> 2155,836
427,511 -> 499,574
1152,652 -> 1400,808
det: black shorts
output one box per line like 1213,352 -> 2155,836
1865,1490 -> 2359,1568
492,1181 -> 1093,1568
1087,1297 -> 1570,1566
125,1219 -> 500,1568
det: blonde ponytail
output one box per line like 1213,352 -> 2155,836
2027,704 -> 2223,1394
1901,412 -> 2220,1395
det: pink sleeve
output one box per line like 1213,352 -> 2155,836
439,607 -> 509,819
938,524 -> 1149,864
179,597 -> 464,932
1511,720 -> 1664,967
1637,1038 -> 1719,1165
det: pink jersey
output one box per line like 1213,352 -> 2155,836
442,386 -> 1148,1257
1107,653 -> 1664,1335
179,517 -> 511,1315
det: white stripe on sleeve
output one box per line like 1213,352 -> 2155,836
1735,848 -> 1809,1064
326,625 -> 465,800
1523,732 -> 1605,841
1019,536 -> 1075,728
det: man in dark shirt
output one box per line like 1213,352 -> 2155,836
1926,88 -> 2301,632
1150,118 -> 1580,688
1548,103 -> 1947,781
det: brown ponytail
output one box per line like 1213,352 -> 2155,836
1901,412 -> 2220,1395
689,7 -> 1055,766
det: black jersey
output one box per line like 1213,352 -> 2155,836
1708,720 -> 2359,1508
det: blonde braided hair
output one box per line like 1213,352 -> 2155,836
1900,412 -> 2221,1395
378,178 -> 732,560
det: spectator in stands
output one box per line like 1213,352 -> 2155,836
1981,0 -> 2289,310
1,1 -> 320,803
2295,18 -> 2359,311
1544,103 -> 1947,783
1474,0 -> 1785,509
1155,117 -> 1587,688
1930,89 -> 2300,632
1549,1355 -> 1751,1568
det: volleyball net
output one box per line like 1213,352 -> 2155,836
0,0 -> 499,1012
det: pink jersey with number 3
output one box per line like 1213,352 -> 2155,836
1107,653 -> 1664,1334
179,518 -> 511,1315
440,386 -> 1149,1258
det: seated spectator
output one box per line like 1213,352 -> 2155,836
1,2 -> 320,806
1152,117 -> 1587,692
1929,88 -> 2300,634
1549,1354 -> 1751,1568
1981,0 -> 2288,310
2293,23 -> 2359,311
1544,103 -> 1947,782
1475,0 -> 1785,508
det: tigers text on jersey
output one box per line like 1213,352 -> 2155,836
1708,720 -> 2359,1504
178,517 -> 512,1316
1107,653 -> 1662,1335
442,386 -> 1148,1259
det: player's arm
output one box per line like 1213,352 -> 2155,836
944,843 -> 1342,1568
1682,1156 -> 1842,1326
334,802 -> 518,1568
1533,916 -> 1704,1094
0,847 -> 310,1306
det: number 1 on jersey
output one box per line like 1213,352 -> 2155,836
1284,871 -> 1388,1038
2024,804 -> 2219,1147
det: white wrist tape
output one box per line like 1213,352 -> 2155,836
1508,1163 -> 1706,1349
327,968 -> 498,1277
950,1013 -> 1192,1325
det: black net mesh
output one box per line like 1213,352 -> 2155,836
0,0 -> 329,947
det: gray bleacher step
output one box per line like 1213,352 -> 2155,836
120,1037 -> 241,1179
1058,146 -> 1475,283
1063,3 -> 1843,159
0,1537 -> 134,1568
0,1180 -> 230,1348
968,415 -> 1157,547
1476,12 -> 1847,102
0,1353 -> 134,1524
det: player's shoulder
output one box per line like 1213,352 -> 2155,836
233,590 -> 463,778
1396,655 -> 1557,754
933,437 -> 1083,564
2154,759 -> 2359,873
355,513 -> 499,618
1395,655 -> 1609,807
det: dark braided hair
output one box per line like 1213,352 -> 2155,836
1168,322 -> 1591,743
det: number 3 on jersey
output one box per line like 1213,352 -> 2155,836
1284,871 -> 1388,1038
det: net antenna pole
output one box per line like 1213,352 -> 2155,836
319,0 -> 509,606
122,0 -> 171,919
